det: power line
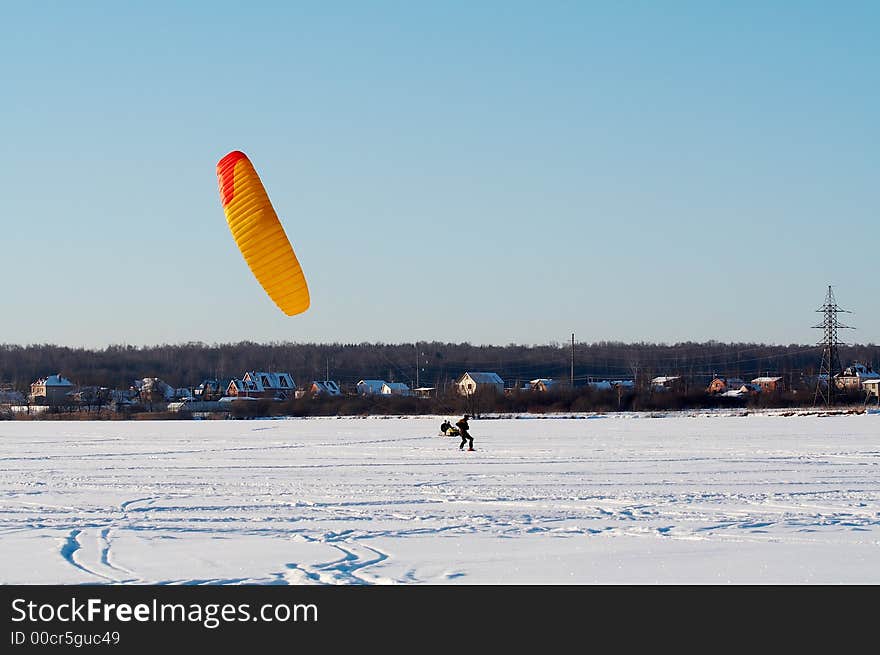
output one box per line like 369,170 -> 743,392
813,285 -> 854,407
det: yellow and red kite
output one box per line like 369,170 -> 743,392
216,151 -> 310,316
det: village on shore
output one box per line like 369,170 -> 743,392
2,361 -> 878,420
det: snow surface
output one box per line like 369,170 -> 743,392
1,411 -> 879,585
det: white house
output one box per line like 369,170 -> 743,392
456,372 -> 504,396
381,382 -> 411,396
357,379 -> 387,395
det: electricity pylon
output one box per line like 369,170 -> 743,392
813,285 -> 853,407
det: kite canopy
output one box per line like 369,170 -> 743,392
217,150 -> 310,316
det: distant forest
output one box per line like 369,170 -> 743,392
1,341 -> 878,393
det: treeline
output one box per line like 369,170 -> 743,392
1,340 -> 879,393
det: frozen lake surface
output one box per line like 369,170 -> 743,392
1,411 -> 878,584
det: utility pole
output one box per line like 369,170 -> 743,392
813,285 -> 853,407
571,333 -> 575,389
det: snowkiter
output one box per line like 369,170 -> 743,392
456,415 -> 474,451
441,420 -> 460,436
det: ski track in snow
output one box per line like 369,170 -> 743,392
281,531 -> 393,585
59,529 -> 114,582
2,414 -> 879,584
59,529 -> 89,576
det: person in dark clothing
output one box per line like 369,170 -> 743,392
456,415 -> 474,451
439,420 -> 460,436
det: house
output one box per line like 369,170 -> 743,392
110,389 -> 137,404
864,379 -> 880,404
173,387 -> 193,401
226,371 -> 296,399
707,377 -> 746,394
356,380 -> 387,395
308,380 -> 342,397
69,386 -> 111,406
194,379 -> 229,402
225,379 -> 257,398
412,387 -> 436,399
835,363 -> 880,391
108,389 -> 137,412
752,376 -> 784,393
651,376 -> 684,392
456,372 -> 504,396
720,384 -> 757,398
29,374 -> 74,405
380,382 -> 411,396
586,379 -> 634,391
529,379 -> 558,392
132,378 -> 176,403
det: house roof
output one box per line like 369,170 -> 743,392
752,377 -> 783,383
838,364 -> 880,379
244,371 -> 295,390
382,382 -> 410,391
35,374 -> 73,387
34,373 -> 73,387
651,376 -> 681,384
462,372 -> 504,384
310,381 -> 341,395
357,380 -> 387,392
198,379 -> 227,388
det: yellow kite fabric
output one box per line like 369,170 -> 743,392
217,151 -> 310,316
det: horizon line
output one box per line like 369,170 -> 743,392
2,340 -> 878,351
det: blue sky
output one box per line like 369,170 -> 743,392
2,1 -> 877,348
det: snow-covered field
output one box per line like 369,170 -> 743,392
1,411 -> 878,584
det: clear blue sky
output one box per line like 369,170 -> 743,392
2,1 -> 877,348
